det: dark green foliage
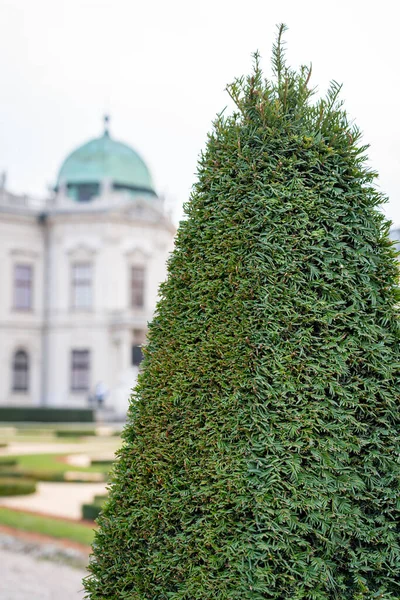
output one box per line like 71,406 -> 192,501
0,469 -> 106,483
0,470 -> 29,479
19,470 -> 67,482
85,26 -> 400,600
0,458 -> 18,468
55,428 -> 97,437
82,497 -> 106,521
0,469 -> 64,482
0,477 -> 36,496
82,503 -> 102,521
0,407 -> 94,422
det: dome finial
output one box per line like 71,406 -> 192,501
103,114 -> 110,136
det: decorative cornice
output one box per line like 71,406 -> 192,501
9,248 -> 41,259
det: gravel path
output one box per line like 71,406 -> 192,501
0,548 -> 87,599
0,481 -> 107,519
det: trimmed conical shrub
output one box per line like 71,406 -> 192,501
85,26 -> 400,599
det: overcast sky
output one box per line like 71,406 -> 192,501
0,0 -> 399,225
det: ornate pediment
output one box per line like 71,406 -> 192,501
66,242 -> 98,260
124,245 -> 152,262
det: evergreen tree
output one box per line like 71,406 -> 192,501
85,26 -> 400,599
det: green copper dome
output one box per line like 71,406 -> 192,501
57,121 -> 156,202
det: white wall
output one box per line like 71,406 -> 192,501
0,195 -> 175,417
0,214 -> 44,405
43,200 -> 174,415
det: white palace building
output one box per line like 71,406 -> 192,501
0,119 -> 175,418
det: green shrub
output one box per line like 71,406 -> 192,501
0,470 -> 26,479
0,467 -> 91,483
9,469 -> 105,483
90,459 -> 114,466
85,27 -> 400,599
0,407 -> 94,423
55,429 -> 97,437
20,470 -> 65,482
0,477 -> 36,496
0,458 -> 18,468
82,501 -> 105,521
63,471 -> 105,482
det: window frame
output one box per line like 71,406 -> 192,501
71,262 -> 93,310
13,264 -> 33,311
70,349 -> 91,392
131,344 -> 144,366
130,265 -> 145,309
12,349 -> 29,392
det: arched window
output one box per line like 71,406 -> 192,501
12,350 -> 29,392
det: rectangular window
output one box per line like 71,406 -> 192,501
71,350 -> 90,392
14,264 -> 33,310
72,263 -> 92,309
131,266 -> 145,308
131,345 -> 143,366
13,350 -> 29,392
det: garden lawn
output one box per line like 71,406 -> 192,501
7,454 -> 113,474
0,506 -> 95,546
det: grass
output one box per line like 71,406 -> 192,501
0,506 -> 95,546
7,453 -> 113,474
0,423 -> 123,445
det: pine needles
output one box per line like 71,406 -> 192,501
85,26 -> 400,600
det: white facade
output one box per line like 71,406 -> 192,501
0,147 -> 175,418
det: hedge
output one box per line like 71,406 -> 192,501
55,429 -> 97,437
0,407 -> 94,423
82,502 -> 103,521
0,470 -> 26,479
0,477 -> 36,496
0,469 -> 106,483
0,458 -> 18,468
20,470 -> 65,482
85,25 -> 400,600
90,459 -> 114,466
0,469 -> 64,482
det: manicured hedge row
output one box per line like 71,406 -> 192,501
0,469 -> 106,483
90,459 -> 114,466
20,470 -> 65,482
0,469 -> 63,481
55,429 -> 97,437
0,470 -> 26,479
82,502 -> 103,521
0,407 -> 94,423
82,494 -> 108,521
0,458 -> 18,468
0,477 -> 36,496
